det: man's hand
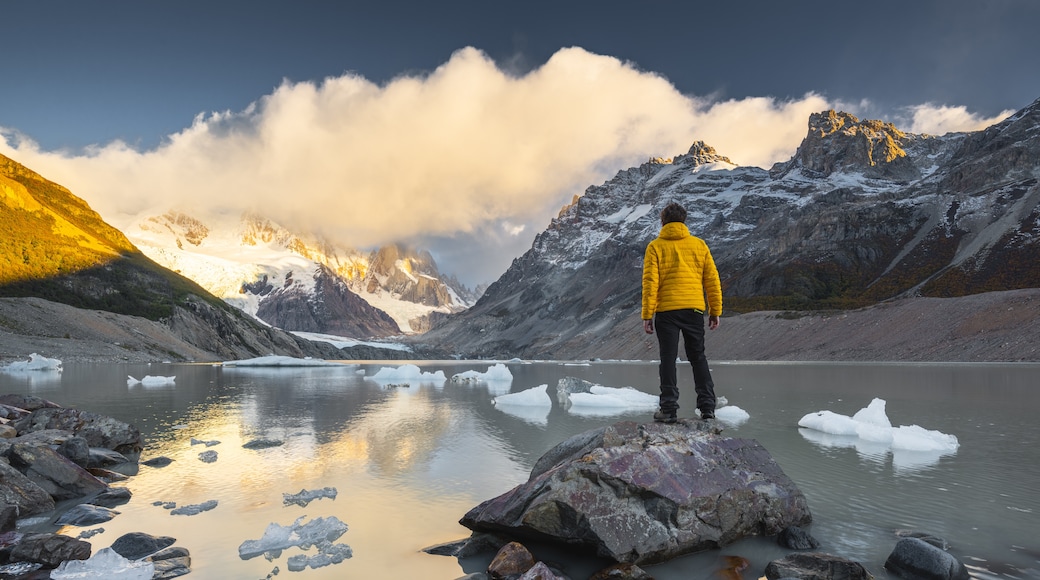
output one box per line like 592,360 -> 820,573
708,315 -> 720,330
643,319 -> 654,334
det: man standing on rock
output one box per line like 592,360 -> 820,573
641,201 -> 723,423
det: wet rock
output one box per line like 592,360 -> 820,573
764,552 -> 872,580
885,537 -> 969,580
8,533 -> 91,568
110,532 -> 176,560
54,504 -> 119,527
21,408 -> 142,455
0,396 -> 59,413
142,456 -> 174,467
242,438 -> 284,450
87,447 -> 129,468
88,487 -> 132,508
778,525 -> 820,550
8,443 -> 108,500
895,530 -> 950,550
423,532 -> 510,559
0,461 -> 55,516
462,421 -> 811,564
589,562 -> 654,579
147,545 -> 192,579
519,561 -> 566,579
487,541 -> 535,578
56,437 -> 90,468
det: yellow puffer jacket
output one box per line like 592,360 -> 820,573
641,222 -> 723,319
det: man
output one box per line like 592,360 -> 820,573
641,201 -> 723,423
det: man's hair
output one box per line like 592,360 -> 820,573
660,202 -> 687,225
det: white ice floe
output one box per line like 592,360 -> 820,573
238,515 -> 349,560
222,355 -> 348,367
565,386 -> 659,417
451,363 -> 513,383
49,547 -> 154,579
127,375 -> 176,387
492,384 -> 551,425
2,353 -> 62,372
368,364 -> 446,382
798,397 -> 959,471
713,405 -> 750,426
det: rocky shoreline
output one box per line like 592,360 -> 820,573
0,394 -> 191,578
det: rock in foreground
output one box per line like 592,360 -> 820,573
460,420 -> 811,564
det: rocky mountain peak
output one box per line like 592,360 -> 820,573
771,110 -> 916,181
684,140 -> 733,166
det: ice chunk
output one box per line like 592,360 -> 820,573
50,547 -> 154,579
369,364 -> 446,382
450,363 -> 513,383
798,398 -> 959,470
714,405 -> 750,426
569,386 -> 659,408
238,515 -> 349,560
198,450 -> 218,463
171,500 -> 218,515
283,487 -> 338,507
493,384 -> 551,407
286,541 -> 353,571
2,353 -> 62,372
127,375 -> 176,387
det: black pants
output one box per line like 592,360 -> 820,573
655,309 -> 716,414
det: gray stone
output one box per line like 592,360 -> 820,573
89,486 -> 133,508
423,532 -> 509,558
110,532 -> 176,560
8,533 -> 91,567
885,537 -> 969,580
147,546 -> 192,579
242,438 -> 284,450
22,408 -> 142,455
461,421 -> 811,565
590,562 -> 654,579
142,456 -> 174,467
778,525 -> 821,550
764,552 -> 872,580
54,504 -> 120,526
57,437 -> 91,467
87,447 -> 130,468
0,461 -> 55,516
519,561 -> 566,579
9,443 -> 108,500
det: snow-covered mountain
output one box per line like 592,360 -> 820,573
126,212 -> 478,337
419,98 -> 1040,359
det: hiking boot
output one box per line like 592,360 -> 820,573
699,410 -> 715,420
654,409 -> 677,424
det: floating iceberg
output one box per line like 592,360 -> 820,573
222,355 -> 348,367
2,353 -> 62,372
50,547 -> 154,579
798,398 -> 959,471
450,363 -> 513,383
714,405 -> 750,426
238,515 -> 349,560
492,384 -> 551,425
286,542 -> 353,571
368,364 -> 446,382
127,375 -> 176,387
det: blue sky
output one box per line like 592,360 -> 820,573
2,0 -> 1038,284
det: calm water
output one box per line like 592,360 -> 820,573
1,360 -> 1038,579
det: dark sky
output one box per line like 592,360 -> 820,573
4,0 -> 1038,151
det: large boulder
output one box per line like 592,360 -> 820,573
0,462 -> 55,516
19,408 -> 142,455
7,443 -> 108,500
460,420 -> 811,564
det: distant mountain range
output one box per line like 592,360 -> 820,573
125,211 -> 479,337
418,98 -> 1040,358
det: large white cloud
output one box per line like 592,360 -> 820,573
0,46 -> 1011,284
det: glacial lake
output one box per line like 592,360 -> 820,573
1,360 -> 1038,579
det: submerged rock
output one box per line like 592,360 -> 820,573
461,420 -> 811,564
885,537 -> 969,580
765,552 -> 872,580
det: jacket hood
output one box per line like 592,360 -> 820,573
659,222 -> 690,240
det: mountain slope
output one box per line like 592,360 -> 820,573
0,153 -> 369,361
126,212 -> 476,337
418,98 -> 1040,359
